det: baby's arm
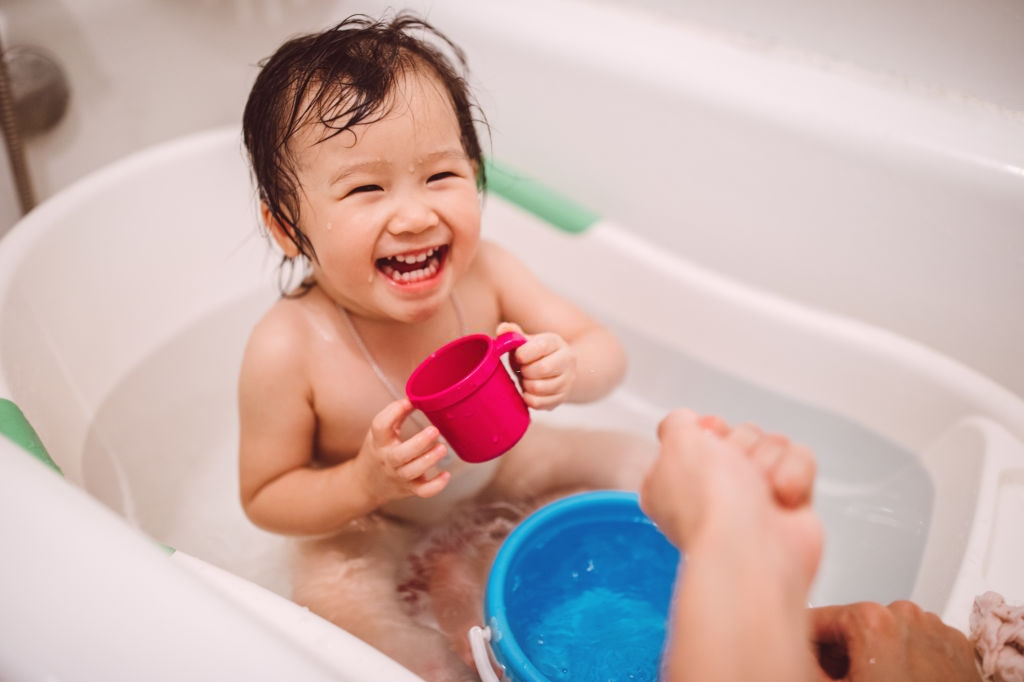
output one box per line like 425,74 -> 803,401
238,315 -> 449,536
481,241 -> 626,408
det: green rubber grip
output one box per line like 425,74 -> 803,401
0,398 -> 62,475
485,160 -> 600,234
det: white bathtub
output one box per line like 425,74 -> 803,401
2,1 -> 1023,679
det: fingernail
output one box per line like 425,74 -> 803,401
774,453 -> 808,504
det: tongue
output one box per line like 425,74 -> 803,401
383,253 -> 438,274
387,258 -> 424,274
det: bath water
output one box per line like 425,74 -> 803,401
505,519 -> 679,681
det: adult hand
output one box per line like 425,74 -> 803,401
644,408 -> 823,682
640,408 -> 822,587
810,600 -> 981,681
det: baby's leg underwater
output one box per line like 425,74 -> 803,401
400,499 -> 535,671
291,517 -> 479,682
485,423 -> 658,502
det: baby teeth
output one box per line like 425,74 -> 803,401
392,247 -> 436,264
382,258 -> 440,283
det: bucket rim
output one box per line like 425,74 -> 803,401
483,490 -> 653,681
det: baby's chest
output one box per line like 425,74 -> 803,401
309,361 -> 419,459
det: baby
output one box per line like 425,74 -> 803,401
238,13 -> 653,681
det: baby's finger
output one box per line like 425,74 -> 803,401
516,354 -> 565,381
520,375 -> 569,398
370,398 -> 415,444
411,469 -> 452,498
403,423 -> 442,452
522,391 -> 562,411
512,333 -> 561,366
397,442 -> 449,480
496,321 -> 524,337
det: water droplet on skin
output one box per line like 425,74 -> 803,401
326,221 -> 333,231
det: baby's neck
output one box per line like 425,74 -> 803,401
339,293 -> 466,380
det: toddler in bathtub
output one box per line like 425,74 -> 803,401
236,13 -> 655,681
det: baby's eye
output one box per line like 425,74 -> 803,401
345,184 -> 382,197
427,171 -> 457,183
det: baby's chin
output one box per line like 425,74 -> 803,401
371,284 -> 455,325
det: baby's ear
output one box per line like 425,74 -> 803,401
260,201 -> 301,259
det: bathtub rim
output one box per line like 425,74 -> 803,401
1,126 -> 1022,643
0,433 -> 427,682
2,125 -> 1022,432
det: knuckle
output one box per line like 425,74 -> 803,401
736,422 -> 762,435
887,600 -> 920,617
845,602 -> 886,629
792,443 -> 816,473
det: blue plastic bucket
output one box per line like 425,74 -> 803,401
478,491 -> 681,681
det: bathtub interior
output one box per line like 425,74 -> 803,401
2,128 -> 1021,646
415,0 -> 1024,402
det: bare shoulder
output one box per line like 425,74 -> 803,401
240,295 -> 315,386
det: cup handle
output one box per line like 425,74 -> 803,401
494,331 -> 527,385
494,331 -> 527,357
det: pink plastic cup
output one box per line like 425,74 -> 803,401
405,331 -> 530,463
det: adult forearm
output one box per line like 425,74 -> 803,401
664,529 -> 812,682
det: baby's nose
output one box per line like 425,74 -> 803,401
387,196 -> 438,234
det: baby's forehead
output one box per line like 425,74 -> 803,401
291,67 -> 457,149
304,65 -> 446,127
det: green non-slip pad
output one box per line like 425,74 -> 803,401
0,398 -> 62,475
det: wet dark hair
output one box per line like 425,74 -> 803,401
242,13 -> 488,278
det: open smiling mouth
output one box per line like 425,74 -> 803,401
375,245 -> 449,284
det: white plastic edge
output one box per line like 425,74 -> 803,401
0,434 -> 425,682
934,417 -> 1024,630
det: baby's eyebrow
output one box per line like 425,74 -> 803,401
328,149 -> 468,186
329,160 -> 389,186
421,148 -> 468,163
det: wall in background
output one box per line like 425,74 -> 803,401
4,0 -> 1021,218
0,0 -> 378,234
1,0 -> 1021,396
621,0 -> 1024,111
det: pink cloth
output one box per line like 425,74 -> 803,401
971,591 -> 1024,682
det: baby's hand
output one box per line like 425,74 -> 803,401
497,321 -> 577,410
355,398 -> 451,505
